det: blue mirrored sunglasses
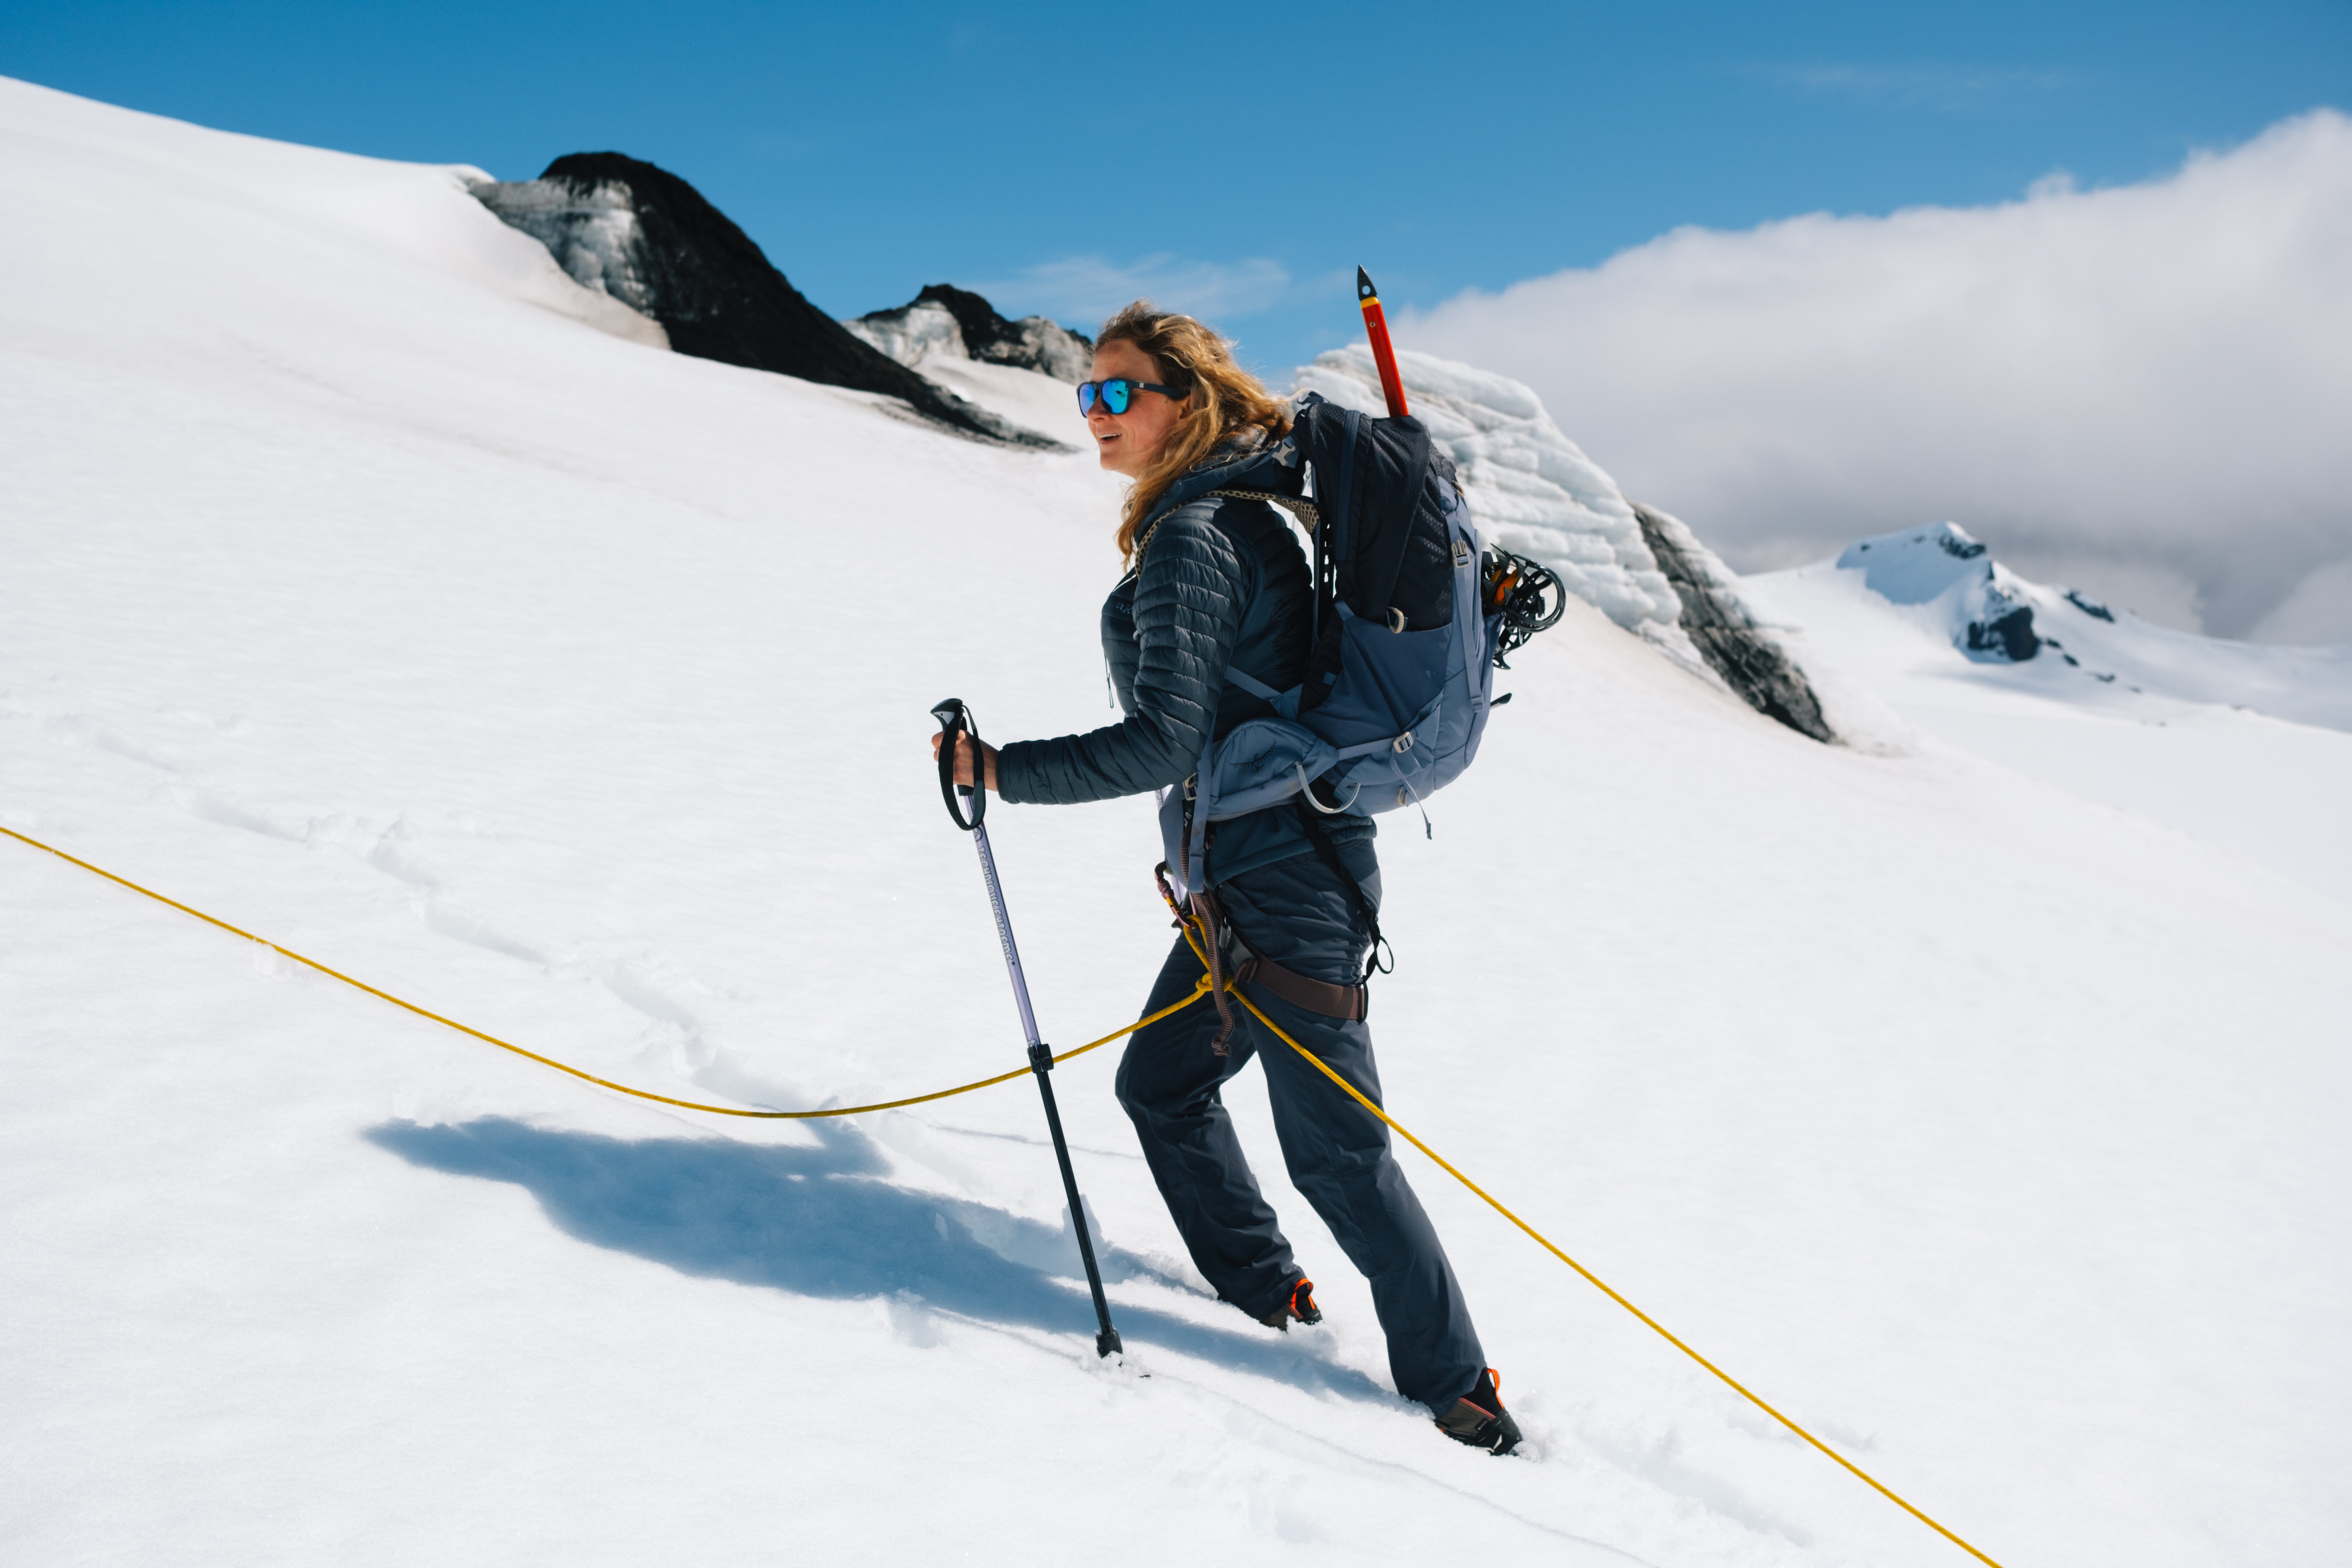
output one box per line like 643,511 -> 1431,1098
1077,377 -> 1185,416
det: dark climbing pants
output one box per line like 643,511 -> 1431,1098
1114,845 -> 1486,1413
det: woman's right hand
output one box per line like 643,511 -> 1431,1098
930,729 -> 999,793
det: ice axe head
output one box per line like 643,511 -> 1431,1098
930,698 -> 985,832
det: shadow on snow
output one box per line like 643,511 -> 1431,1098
365,1116 -> 1391,1404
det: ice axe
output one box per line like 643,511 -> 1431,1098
1356,266 -> 1411,418
930,698 -> 1123,1358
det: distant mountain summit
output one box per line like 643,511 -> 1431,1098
1838,523 -> 2046,663
1781,522 -> 2352,731
470,154 -> 1055,448
849,285 -> 1093,382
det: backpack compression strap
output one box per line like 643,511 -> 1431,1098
1292,798 -> 1393,983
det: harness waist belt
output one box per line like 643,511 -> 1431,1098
1232,955 -> 1367,1021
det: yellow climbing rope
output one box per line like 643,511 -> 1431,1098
5,819 -> 2003,1565
1171,926 -> 2006,1568
0,823 -> 1209,1118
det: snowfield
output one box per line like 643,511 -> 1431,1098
5,77 -> 2350,1567
1744,527 -> 2352,900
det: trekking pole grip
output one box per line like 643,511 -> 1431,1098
930,698 -> 985,832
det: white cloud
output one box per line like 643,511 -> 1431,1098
2252,558 -> 2352,645
971,254 -> 1291,336
1405,110 -> 2352,638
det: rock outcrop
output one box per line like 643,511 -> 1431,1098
471,154 -> 1053,447
849,285 -> 1093,382
1634,504 -> 1834,741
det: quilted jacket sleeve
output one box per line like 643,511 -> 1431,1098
996,506 -> 1247,805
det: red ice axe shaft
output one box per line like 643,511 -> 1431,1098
1356,265 -> 1409,418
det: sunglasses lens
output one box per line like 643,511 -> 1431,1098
1079,380 -> 1145,416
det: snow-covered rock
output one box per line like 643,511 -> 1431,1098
850,283 -> 1094,382
848,295 -> 968,367
1836,524 -> 2042,661
469,173 -> 662,323
844,284 -> 1096,446
472,155 -> 1057,449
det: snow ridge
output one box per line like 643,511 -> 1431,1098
472,155 -> 1059,449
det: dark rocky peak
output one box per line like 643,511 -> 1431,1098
849,284 -> 1093,382
471,153 -> 1055,448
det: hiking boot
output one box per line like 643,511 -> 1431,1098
1258,1276 -> 1323,1330
1434,1369 -> 1522,1455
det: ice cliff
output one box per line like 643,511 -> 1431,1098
1297,347 -> 1834,742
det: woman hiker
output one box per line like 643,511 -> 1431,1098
931,303 -> 1520,1455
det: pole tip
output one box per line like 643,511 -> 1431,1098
1356,266 -> 1376,302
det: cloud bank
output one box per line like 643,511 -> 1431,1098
1406,110 -> 2352,639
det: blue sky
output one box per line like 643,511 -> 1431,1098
5,1 -> 2345,375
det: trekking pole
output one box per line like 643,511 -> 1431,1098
930,698 -> 1123,1358
1356,266 -> 1411,418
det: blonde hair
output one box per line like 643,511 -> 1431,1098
1098,302 -> 1293,565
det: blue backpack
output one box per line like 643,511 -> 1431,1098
1162,391 -> 1557,898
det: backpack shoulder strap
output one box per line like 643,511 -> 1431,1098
1202,487 -> 1320,708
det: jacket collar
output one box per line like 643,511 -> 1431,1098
1144,425 -> 1307,527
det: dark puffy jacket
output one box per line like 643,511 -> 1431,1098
996,432 -> 1374,882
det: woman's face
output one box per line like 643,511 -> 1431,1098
1087,339 -> 1188,477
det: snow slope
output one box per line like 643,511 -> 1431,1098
6,77 -> 2351,1567
1745,527 -> 2352,898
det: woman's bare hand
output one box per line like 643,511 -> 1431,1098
929,730 -> 999,792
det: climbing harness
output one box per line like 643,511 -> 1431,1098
2,816 -> 2004,1566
